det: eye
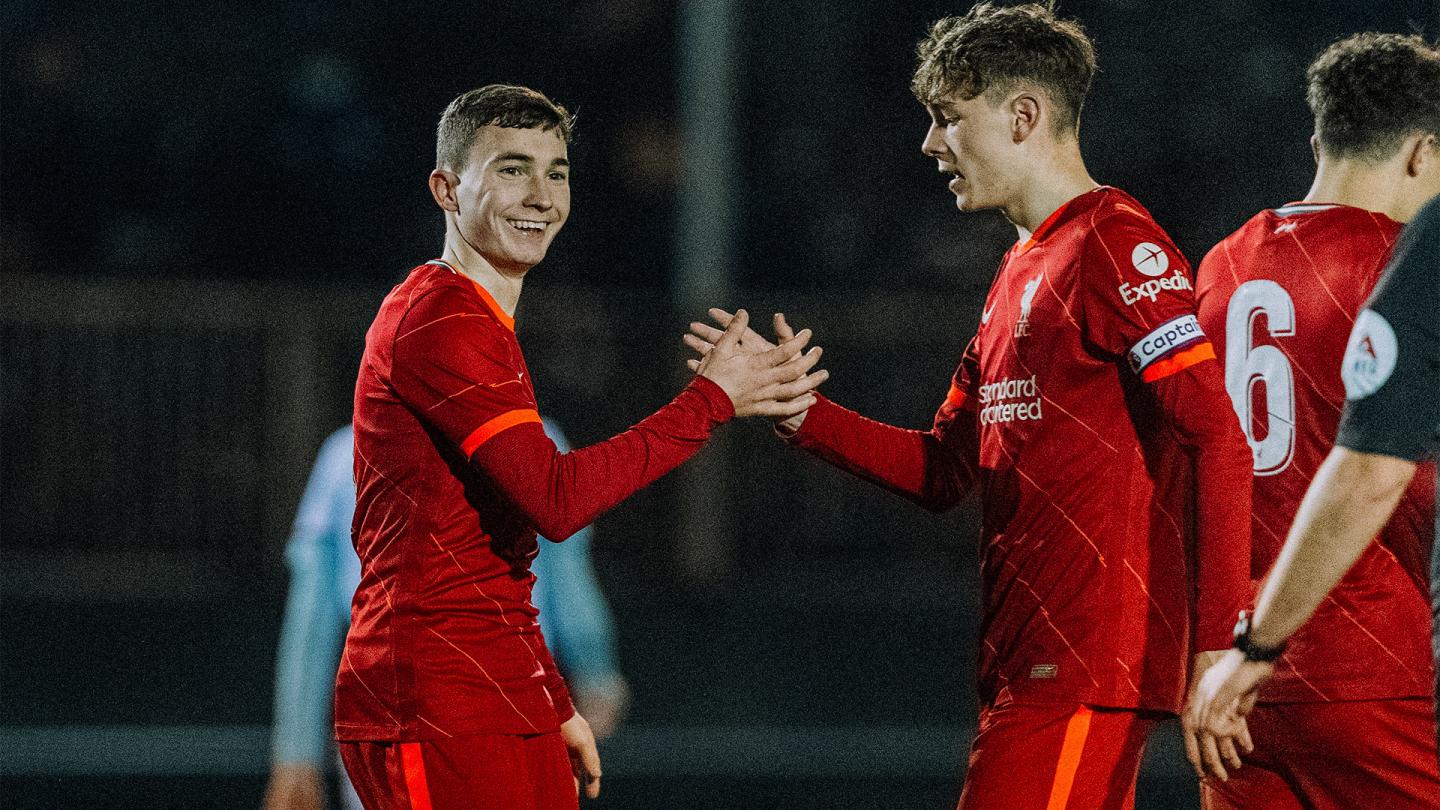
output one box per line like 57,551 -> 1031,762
499,166 -> 523,176
548,171 -> 568,182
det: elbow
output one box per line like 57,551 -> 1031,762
916,467 -> 974,513
531,517 -> 583,543
916,487 -> 964,514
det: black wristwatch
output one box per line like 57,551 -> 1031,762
1231,610 -> 1287,662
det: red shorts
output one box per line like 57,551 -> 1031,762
1200,698 -> 1440,810
338,731 -> 576,810
957,702 -> 1166,810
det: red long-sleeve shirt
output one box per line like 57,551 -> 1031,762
791,188 -> 1253,713
336,260 -> 732,741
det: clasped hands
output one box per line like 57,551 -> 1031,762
687,308 -> 824,427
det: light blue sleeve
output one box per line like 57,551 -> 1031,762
532,419 -> 623,688
271,425 -> 358,764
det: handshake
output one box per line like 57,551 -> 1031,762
684,308 -> 828,432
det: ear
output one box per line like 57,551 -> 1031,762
429,169 -> 460,213
1011,93 -> 1042,143
1309,134 -> 1321,165
1404,132 -> 1437,178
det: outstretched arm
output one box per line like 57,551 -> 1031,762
686,309 -> 979,512
466,312 -> 825,540
784,393 -> 978,513
391,293 -> 829,541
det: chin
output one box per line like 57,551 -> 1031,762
501,242 -> 552,269
953,194 -> 982,213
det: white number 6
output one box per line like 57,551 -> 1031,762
1224,280 -> 1296,476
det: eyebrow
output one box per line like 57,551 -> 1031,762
494,152 -> 570,169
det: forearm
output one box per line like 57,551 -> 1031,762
472,377 -> 733,540
1191,441 -> 1255,649
786,395 -> 975,512
270,552 -> 346,764
1249,447 -> 1416,648
534,633 -> 576,724
1151,365 -> 1254,650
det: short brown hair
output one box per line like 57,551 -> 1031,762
1306,33 -> 1440,162
911,2 -> 1096,133
436,84 -> 574,172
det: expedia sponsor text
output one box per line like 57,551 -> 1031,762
1118,269 -> 1193,305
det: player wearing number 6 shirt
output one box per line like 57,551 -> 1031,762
687,6 -> 1252,808
336,85 -> 826,810
1189,34 -> 1440,808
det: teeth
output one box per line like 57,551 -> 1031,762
509,220 -> 546,231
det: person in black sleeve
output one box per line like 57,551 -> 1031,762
1189,193 -> 1440,740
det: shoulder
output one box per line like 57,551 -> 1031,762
320,425 -> 354,456
1197,210 -> 1271,275
1412,193 -> 1440,228
1086,190 -> 1171,243
1369,203 -> 1440,311
1081,193 -> 1186,279
311,425 -> 355,483
394,272 -> 508,342
1398,195 -> 1440,257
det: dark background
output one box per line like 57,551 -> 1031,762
4,1 -> 1437,808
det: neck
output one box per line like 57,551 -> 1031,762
1006,139 -> 1098,238
440,223 -> 525,316
1305,155 -> 1413,223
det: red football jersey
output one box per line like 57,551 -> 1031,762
792,187 -> 1252,714
337,260 -> 732,741
1196,203 -> 1436,702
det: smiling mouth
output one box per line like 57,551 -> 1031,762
507,219 -> 550,234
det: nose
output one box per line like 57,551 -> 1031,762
523,175 -> 553,211
921,122 -> 946,159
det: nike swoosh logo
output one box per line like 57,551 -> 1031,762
981,304 -> 996,324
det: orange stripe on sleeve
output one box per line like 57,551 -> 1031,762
944,381 -> 969,411
1045,706 -> 1094,810
399,742 -> 435,810
1141,342 -> 1216,383
460,408 -> 542,456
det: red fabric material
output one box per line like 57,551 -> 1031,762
338,263 -> 732,742
1199,699 -> 1440,809
1145,362 -> 1256,651
1196,204 -> 1436,702
341,731 -> 577,810
792,187 -> 1252,713
956,702 -> 1165,810
787,388 -> 979,512
470,378 -> 733,542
